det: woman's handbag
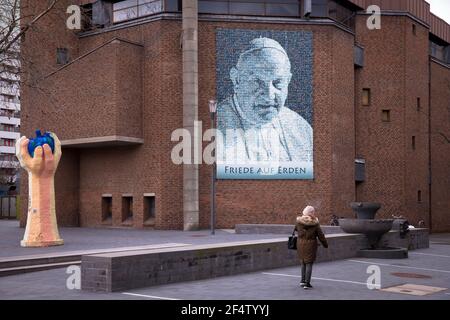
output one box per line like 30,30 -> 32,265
288,228 -> 297,250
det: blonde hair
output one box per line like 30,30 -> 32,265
302,206 -> 316,216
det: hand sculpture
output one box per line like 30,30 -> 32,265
15,132 -> 64,247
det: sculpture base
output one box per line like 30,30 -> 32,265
357,247 -> 408,259
20,239 -> 64,247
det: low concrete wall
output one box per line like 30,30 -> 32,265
235,224 -> 343,235
380,229 -> 429,250
81,229 -> 428,292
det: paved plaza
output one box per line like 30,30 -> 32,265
0,220 -> 281,258
0,220 -> 449,300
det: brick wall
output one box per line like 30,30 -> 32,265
430,61 -> 450,232
19,4 -> 449,231
354,15 -> 430,225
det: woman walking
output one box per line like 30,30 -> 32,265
295,206 -> 328,289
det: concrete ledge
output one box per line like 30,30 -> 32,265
81,229 -> 428,292
235,224 -> 343,235
61,136 -> 144,148
0,243 -> 189,270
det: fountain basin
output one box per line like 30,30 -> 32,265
339,218 -> 394,249
350,202 -> 381,220
339,218 -> 393,235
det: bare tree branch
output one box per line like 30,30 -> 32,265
1,0 -> 61,56
438,132 -> 450,144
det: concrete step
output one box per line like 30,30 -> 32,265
0,261 -> 81,277
0,243 -> 190,277
0,255 -> 84,272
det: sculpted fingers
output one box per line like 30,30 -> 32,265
16,137 -> 32,169
43,144 -> 54,161
42,144 -> 56,175
49,132 -> 62,166
30,146 -> 44,173
34,146 -> 43,159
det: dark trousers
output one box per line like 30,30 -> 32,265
301,262 -> 313,284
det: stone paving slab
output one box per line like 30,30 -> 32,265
0,220 -> 288,258
1,242 -> 449,300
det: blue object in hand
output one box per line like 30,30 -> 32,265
27,130 -> 55,157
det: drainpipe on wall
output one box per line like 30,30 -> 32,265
182,0 -> 199,231
428,57 -> 432,232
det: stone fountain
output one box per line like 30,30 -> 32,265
338,202 -> 408,259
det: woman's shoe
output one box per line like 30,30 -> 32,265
300,282 -> 306,286
303,283 -> 313,290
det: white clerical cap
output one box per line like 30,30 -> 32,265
241,37 -> 288,58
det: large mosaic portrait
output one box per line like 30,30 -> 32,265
216,29 -> 314,179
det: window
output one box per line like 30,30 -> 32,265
0,77 -> 16,85
199,1 -> 228,14
311,0 -> 328,17
144,195 -> 156,222
165,0 -> 181,12
417,97 -> 421,112
417,190 -> 422,202
412,136 -> 416,150
80,3 -> 93,30
362,88 -> 371,106
0,168 -> 14,176
1,139 -> 15,146
0,153 -> 14,161
266,3 -> 299,17
230,2 -> 265,15
412,24 -> 416,36
113,0 -> 162,23
101,196 -> 112,222
140,0 -> 162,16
1,124 -> 14,132
429,37 -> 448,62
2,110 -> 12,117
382,110 -> 390,122
121,196 -> 133,222
56,48 -> 69,65
1,94 -> 15,102
355,159 -> 365,182
198,0 -> 300,17
328,0 -> 355,28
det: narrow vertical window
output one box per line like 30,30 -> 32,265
122,196 -> 133,222
102,196 -> 112,222
412,136 -> 416,150
382,110 -> 390,122
144,195 -> 156,223
362,88 -> 371,106
56,48 -> 69,65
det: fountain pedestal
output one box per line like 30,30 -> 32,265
339,202 -> 408,259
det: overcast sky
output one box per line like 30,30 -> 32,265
425,0 -> 450,23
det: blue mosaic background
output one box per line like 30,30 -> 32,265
215,28 -> 314,126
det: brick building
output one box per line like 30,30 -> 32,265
19,0 -> 450,231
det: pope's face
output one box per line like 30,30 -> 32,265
232,49 -> 292,125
